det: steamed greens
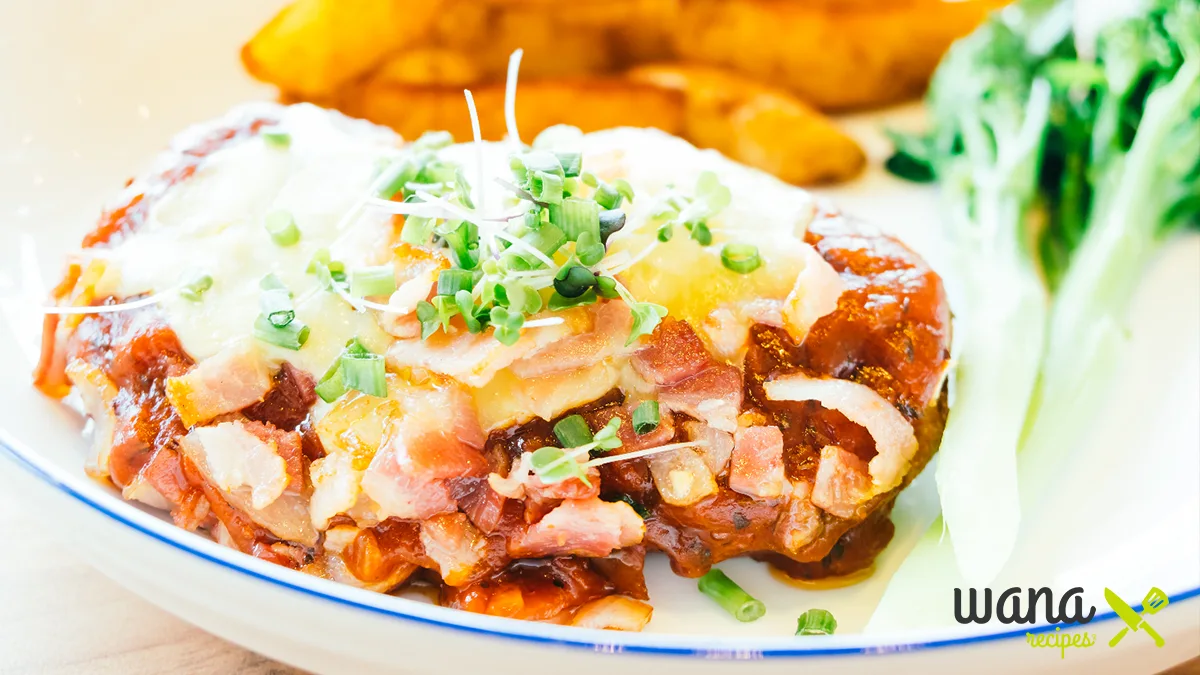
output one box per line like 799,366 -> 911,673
888,0 -> 1200,583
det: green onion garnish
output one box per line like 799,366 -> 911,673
594,183 -> 623,210
437,268 -> 477,296
613,178 -> 635,203
261,129 -> 291,148
340,349 -> 386,398
349,265 -> 397,298
557,198 -> 601,243
178,273 -> 213,302
632,401 -> 660,435
530,171 -> 564,204
553,265 -> 597,299
265,210 -> 300,247
697,569 -> 766,623
259,289 -> 295,327
657,223 -> 674,242
553,414 -> 594,448
401,215 -> 436,246
795,609 -> 837,636
253,315 -> 309,351
721,243 -> 762,274
555,152 -> 582,178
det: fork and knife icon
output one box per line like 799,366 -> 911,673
1105,587 -> 1169,648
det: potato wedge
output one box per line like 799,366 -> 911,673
628,64 -> 865,184
241,0 -> 445,98
673,0 -> 1008,110
336,78 -> 685,142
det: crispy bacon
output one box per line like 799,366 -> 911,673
242,362 -> 317,431
164,339 -> 273,427
508,301 -> 633,378
810,445 -> 874,518
420,512 -> 488,587
508,498 -> 645,559
729,425 -> 786,499
658,364 -> 743,432
630,317 -> 712,386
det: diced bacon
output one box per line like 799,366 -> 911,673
165,339 -> 273,427
386,317 -> 574,388
783,243 -> 845,342
420,512 -> 487,587
774,480 -> 824,552
65,359 -> 119,479
309,451 -> 365,530
486,452 -> 599,504
729,425 -> 785,499
630,317 -> 712,386
683,421 -> 734,475
360,385 -> 488,521
570,596 -> 654,631
702,299 -> 785,361
508,498 -> 645,558
658,364 -> 743,432
178,420 -> 316,545
377,244 -> 449,337
241,420 -> 305,495
139,448 -> 210,531
587,399 -> 676,453
508,301 -> 634,379
811,445 -> 874,518
764,372 -> 918,494
456,479 -> 507,534
242,362 -> 317,431
647,446 -> 717,507
121,472 -> 172,511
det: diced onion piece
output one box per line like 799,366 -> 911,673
647,446 -> 717,507
782,244 -> 844,341
64,359 -> 119,479
570,596 -> 654,631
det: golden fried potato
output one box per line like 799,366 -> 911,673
627,64 -> 865,184
673,0 -> 1007,110
337,78 -> 685,143
242,0 -> 446,98
372,48 -> 484,87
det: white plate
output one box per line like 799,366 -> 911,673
0,2 -> 1196,673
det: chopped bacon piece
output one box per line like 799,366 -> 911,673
658,363 -> 743,432
811,445 -> 874,518
729,425 -> 786,499
444,558 -> 614,622
589,546 -> 649,601
570,596 -> 654,631
586,399 -> 676,453
241,420 -> 305,495
242,362 -> 316,431
508,497 -> 645,559
64,359 -> 119,479
782,243 -> 845,343
683,421 -> 734,475
360,385 -> 488,520
774,480 -> 824,553
630,317 -> 712,386
420,512 -> 487,587
139,448 -> 209,530
165,339 -> 273,427
455,479 -> 507,534
764,372 -> 919,494
509,301 -> 633,379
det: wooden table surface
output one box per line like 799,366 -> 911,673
1,485 -> 1195,675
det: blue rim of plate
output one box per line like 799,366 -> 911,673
2,429 -> 1197,658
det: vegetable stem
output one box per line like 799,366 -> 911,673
697,569 -> 765,622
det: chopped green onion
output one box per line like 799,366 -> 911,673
307,249 -> 331,274
553,265 -> 597,298
657,223 -> 674,242
349,265 -> 397,298
376,158 -> 419,199
632,401 -> 660,435
795,609 -> 837,636
265,210 -> 300,247
314,372 -> 345,403
556,198 -> 601,243
697,569 -> 766,623
721,243 -> 762,274
253,315 -> 309,351
259,288 -> 295,327
454,166 -> 475,209
613,178 -> 635,203
580,171 -> 599,188
594,183 -> 622,210
689,221 -> 713,246
178,273 -> 213,302
530,171 -> 564,204
555,152 -> 582,178
514,150 -> 565,179
553,414 -> 594,448
340,350 -> 386,398
262,129 -> 291,148
400,215 -> 436,246
437,268 -> 477,296
598,209 -> 626,243
440,220 -> 480,270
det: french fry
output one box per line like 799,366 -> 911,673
627,64 -> 865,184
673,0 -> 1008,110
241,0 -> 445,98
